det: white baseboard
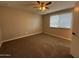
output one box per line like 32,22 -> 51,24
2,32 -> 42,43
1,32 -> 71,45
45,32 -> 72,41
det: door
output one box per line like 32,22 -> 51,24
71,2 -> 79,57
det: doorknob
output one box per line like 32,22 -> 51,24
72,32 -> 76,35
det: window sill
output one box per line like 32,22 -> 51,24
50,27 -> 71,30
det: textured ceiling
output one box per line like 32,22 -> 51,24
0,1 -> 77,15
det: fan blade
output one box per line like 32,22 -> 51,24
46,2 -> 52,5
37,1 -> 40,4
46,7 -> 49,9
33,6 -> 38,8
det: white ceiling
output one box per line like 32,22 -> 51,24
0,1 -> 77,15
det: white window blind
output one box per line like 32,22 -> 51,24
50,12 -> 72,28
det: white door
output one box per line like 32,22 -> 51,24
71,2 -> 79,57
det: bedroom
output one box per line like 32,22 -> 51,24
0,1 -> 79,58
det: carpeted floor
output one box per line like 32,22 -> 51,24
0,33 -> 73,58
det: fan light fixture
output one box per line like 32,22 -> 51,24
39,6 -> 46,11
33,1 -> 52,11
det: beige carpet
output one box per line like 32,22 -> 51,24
0,33 -> 72,58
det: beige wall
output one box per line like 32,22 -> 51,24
0,6 -> 42,42
0,27 -> 1,46
0,9 -> 2,46
43,9 -> 73,40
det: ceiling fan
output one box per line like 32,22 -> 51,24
33,1 -> 52,11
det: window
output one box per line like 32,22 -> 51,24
50,12 -> 72,28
